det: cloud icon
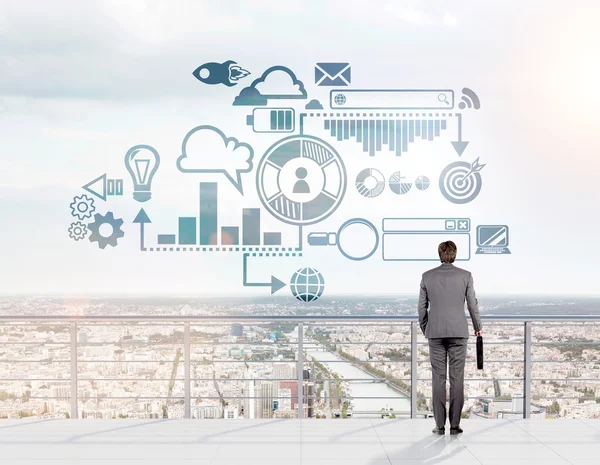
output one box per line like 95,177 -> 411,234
176,125 -> 253,195
305,99 -> 323,110
233,65 -> 307,106
233,86 -> 268,106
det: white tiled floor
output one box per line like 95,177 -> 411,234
0,418 -> 599,464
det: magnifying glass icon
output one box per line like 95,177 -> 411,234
438,93 -> 450,105
307,218 -> 379,261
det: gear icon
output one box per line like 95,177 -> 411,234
70,194 -> 96,220
88,212 -> 125,249
68,221 -> 88,241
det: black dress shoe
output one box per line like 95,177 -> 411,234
450,426 -> 463,435
432,426 -> 445,435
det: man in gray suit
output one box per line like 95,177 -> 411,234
418,241 -> 482,435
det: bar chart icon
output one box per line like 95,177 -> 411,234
306,112 -> 451,156
155,182 -> 284,249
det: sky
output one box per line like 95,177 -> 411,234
0,0 -> 599,297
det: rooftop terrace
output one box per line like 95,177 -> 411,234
1,418 -> 599,465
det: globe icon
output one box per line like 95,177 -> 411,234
334,93 -> 346,106
290,267 -> 325,302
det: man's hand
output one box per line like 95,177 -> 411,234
474,330 -> 483,337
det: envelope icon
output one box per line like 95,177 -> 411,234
315,62 -> 351,86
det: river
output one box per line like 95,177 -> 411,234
306,346 -> 411,417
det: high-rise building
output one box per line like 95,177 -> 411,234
231,324 -> 243,337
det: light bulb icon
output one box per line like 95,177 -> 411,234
124,145 -> 160,202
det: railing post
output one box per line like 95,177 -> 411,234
70,321 -> 78,419
297,322 -> 304,420
523,321 -> 532,419
184,322 -> 191,419
410,321 -> 418,419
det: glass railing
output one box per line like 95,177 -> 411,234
1,315 -> 599,420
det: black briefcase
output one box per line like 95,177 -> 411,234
476,335 -> 484,370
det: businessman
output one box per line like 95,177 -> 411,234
418,241 -> 482,435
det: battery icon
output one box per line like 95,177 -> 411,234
246,108 -> 295,133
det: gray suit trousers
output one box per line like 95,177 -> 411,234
428,337 -> 468,428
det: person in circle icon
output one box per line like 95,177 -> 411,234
293,167 -> 311,194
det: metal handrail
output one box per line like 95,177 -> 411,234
2,315 -> 600,420
1,314 -> 600,321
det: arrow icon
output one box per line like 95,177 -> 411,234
459,157 -> 486,183
133,208 -> 151,251
242,253 -> 286,294
451,113 -> 469,156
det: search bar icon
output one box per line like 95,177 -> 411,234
438,93 -> 451,105
330,89 -> 455,110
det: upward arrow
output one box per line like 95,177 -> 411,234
451,113 -> 470,156
133,208 -> 151,251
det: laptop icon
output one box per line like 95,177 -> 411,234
476,225 -> 511,255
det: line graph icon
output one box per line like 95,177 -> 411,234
439,158 -> 486,204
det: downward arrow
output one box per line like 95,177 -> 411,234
451,113 -> 470,156
133,208 -> 151,251
243,254 -> 287,294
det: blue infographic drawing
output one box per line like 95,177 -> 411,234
233,66 -> 307,106
314,62 -> 351,86
329,89 -> 454,110
451,113 -> 469,156
290,267 -> 325,302
305,99 -> 323,110
176,125 -> 254,195
355,168 -> 385,198
88,212 -> 125,249
256,135 -> 346,226
82,173 -> 123,201
476,225 -> 511,255
389,172 -> 412,195
70,194 -> 96,220
124,145 -> 160,203
308,218 -> 379,261
458,87 -> 481,110
415,176 -> 430,191
246,108 -> 295,133
439,158 -> 486,204
68,221 -> 88,241
192,60 -> 250,87
67,56 -> 505,298
382,218 -> 471,261
305,111 -> 451,156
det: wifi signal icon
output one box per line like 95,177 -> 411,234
458,87 -> 481,110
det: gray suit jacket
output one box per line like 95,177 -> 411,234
418,263 -> 482,338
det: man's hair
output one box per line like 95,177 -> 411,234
438,241 -> 457,263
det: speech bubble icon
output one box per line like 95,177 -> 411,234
176,125 -> 254,195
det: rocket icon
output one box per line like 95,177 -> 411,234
192,60 -> 250,87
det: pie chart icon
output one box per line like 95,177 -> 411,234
389,171 -> 412,195
355,168 -> 385,198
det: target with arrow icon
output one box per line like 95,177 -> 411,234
439,158 -> 486,204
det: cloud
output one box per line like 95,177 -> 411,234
233,86 -> 268,106
232,65 -> 307,105
176,125 -> 253,195
305,99 -> 323,110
